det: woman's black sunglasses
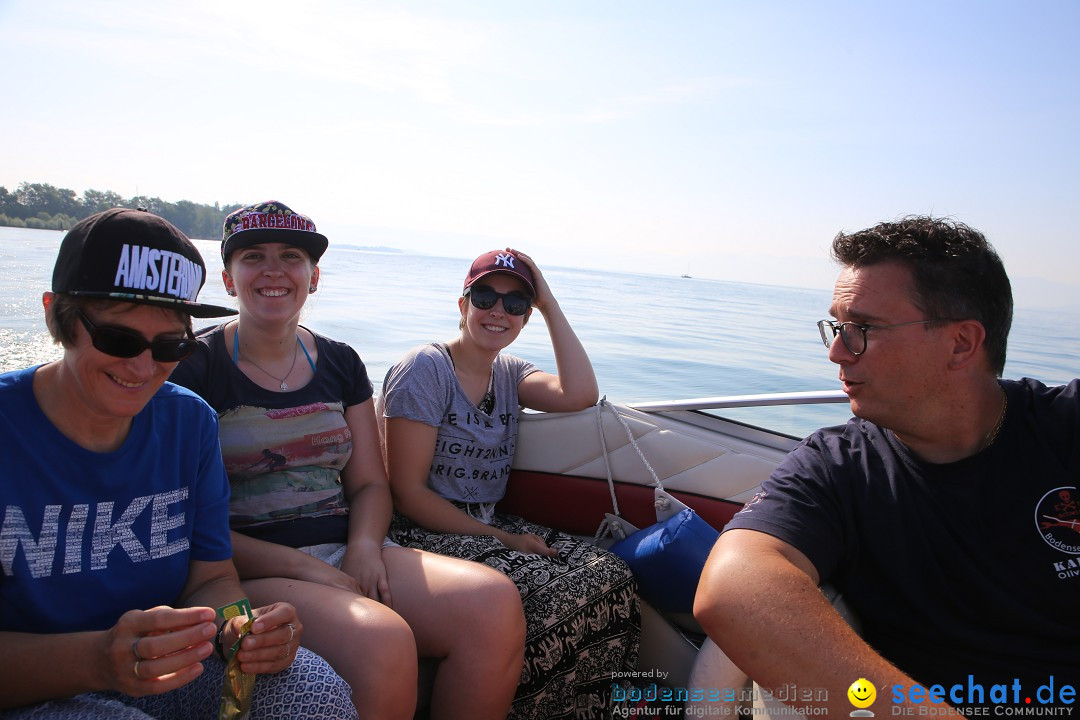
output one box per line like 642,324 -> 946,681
464,285 -> 532,316
77,310 -> 196,363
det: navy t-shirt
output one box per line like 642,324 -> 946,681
725,378 -> 1080,690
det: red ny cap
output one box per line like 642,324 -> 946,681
463,250 -> 536,296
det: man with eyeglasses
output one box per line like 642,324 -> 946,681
694,216 -> 1078,714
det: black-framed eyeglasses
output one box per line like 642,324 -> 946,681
817,318 -> 944,356
77,310 -> 196,363
464,285 -> 532,316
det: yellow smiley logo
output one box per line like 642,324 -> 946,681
847,678 -> 876,709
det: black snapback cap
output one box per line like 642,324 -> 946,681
52,208 -> 237,318
220,200 -> 329,263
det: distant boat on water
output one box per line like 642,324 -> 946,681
681,264 -> 692,278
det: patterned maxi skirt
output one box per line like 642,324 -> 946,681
0,649 -> 357,720
390,510 -> 641,720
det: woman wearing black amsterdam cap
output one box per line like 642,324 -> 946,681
0,209 -> 357,719
170,201 -> 526,719
378,249 -> 641,719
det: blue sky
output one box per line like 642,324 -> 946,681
2,1 -> 1077,308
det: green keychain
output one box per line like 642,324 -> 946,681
217,599 -> 255,720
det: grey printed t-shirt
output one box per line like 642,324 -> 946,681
378,343 -> 538,503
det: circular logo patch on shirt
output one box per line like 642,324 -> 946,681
1035,486 -> 1080,554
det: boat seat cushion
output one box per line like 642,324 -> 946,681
609,505 -> 720,613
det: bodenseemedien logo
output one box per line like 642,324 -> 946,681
849,678 -> 877,716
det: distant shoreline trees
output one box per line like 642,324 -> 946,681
0,181 -> 241,240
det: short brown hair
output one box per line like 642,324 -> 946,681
831,216 -> 1013,375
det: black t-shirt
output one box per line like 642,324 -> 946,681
726,378 -> 1080,692
170,324 -> 373,547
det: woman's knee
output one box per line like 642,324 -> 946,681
349,598 -> 418,665
295,593 -> 417,695
466,566 -> 526,641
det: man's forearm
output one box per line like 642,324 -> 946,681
694,531 -> 953,716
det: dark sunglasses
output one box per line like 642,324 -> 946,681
77,310 -> 196,363
464,285 -> 532,316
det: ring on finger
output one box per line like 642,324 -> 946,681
132,636 -> 144,661
286,623 -> 296,643
133,660 -> 141,679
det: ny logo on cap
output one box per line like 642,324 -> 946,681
494,252 -> 516,269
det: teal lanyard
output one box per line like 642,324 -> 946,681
233,328 -> 317,373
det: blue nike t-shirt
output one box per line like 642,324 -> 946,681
0,367 -> 232,633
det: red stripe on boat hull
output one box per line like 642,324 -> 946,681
500,469 -> 742,536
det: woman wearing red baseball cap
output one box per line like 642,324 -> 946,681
379,248 -> 641,719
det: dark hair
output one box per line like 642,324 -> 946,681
831,216 -> 1013,375
46,294 -> 91,347
46,294 -> 193,348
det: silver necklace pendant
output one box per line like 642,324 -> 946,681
280,381 -> 289,391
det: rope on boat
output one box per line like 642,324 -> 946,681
594,397 -> 621,542
593,398 -> 668,543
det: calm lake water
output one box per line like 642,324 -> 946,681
2,226 -> 1076,438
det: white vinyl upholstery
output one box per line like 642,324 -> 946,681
511,402 -> 798,691
514,403 -> 789,503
